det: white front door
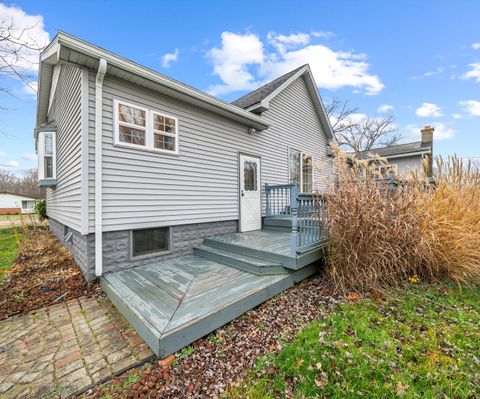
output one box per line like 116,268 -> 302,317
239,154 -> 261,232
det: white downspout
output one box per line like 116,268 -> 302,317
95,58 -> 107,277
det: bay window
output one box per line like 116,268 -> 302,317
114,100 -> 178,154
38,130 -> 56,184
289,149 -> 313,193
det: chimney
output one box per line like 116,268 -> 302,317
421,125 -> 434,144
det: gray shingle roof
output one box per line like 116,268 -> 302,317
231,65 -> 307,109
355,141 -> 432,160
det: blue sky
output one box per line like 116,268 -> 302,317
1,0 -> 479,174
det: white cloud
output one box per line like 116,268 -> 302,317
452,113 -> 463,119
459,100 -> 480,116
472,43 -> 480,50
161,49 -> 179,68
0,160 -> 20,170
405,123 -> 454,141
416,103 -> 443,118
461,63 -> 480,83
377,104 -> 393,113
22,152 -> 37,161
207,32 -> 264,95
0,3 -> 49,94
0,151 -> 6,157
207,31 -> 384,96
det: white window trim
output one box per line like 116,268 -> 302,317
150,110 -> 179,155
113,99 -> 179,155
288,147 -> 314,193
113,99 -> 148,150
38,131 -> 57,180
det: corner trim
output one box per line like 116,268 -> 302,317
80,67 -> 89,235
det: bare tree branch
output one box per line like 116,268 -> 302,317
0,168 -> 45,198
325,97 -> 402,152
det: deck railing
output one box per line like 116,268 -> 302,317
265,183 -> 329,256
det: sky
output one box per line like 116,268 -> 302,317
0,0 -> 479,175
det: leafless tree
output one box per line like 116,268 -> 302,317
0,168 -> 45,198
0,17 -> 46,98
325,97 -> 402,152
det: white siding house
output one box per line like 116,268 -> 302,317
34,32 -> 335,281
0,192 -> 38,214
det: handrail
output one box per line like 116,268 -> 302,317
264,183 -> 328,256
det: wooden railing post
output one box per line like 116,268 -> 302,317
265,183 -> 271,217
290,184 -> 298,256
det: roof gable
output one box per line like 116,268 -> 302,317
231,65 -> 335,141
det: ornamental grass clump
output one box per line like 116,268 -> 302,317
323,147 -> 434,293
423,156 -> 480,285
322,148 -> 480,293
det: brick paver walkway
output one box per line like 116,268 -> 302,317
0,296 -> 154,398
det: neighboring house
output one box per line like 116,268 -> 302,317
34,32 -> 335,283
354,125 -> 434,179
0,192 -> 39,215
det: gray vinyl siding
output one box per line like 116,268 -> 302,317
88,74 -> 332,233
46,63 -> 83,231
389,155 -> 423,178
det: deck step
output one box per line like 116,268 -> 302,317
194,245 -> 290,275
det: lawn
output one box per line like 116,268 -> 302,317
0,228 -> 18,281
230,284 -> 480,399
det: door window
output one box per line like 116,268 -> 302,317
244,160 -> 257,191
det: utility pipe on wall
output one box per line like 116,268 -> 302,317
95,58 -> 107,277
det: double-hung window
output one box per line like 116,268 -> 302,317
38,130 -> 56,183
114,100 -> 178,154
289,149 -> 313,193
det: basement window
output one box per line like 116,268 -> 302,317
132,227 -> 170,258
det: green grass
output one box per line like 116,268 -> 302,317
0,214 -> 22,220
230,284 -> 480,399
0,228 -> 18,281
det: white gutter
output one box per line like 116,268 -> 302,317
95,58 -> 107,277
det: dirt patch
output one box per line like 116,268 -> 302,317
80,273 -> 342,399
0,226 -> 101,320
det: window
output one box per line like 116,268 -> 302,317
132,227 -> 170,258
243,160 -> 257,191
21,201 -> 35,209
116,102 -> 147,146
38,130 -> 56,181
152,112 -> 177,152
289,149 -> 313,193
114,100 -> 178,154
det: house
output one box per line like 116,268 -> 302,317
34,32 -> 334,356
354,125 -> 434,178
0,192 -> 39,215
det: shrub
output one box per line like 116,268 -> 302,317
35,199 -> 47,221
322,148 -> 480,293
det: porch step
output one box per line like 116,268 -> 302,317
194,245 -> 289,275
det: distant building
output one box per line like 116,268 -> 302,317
0,192 -> 39,215
354,125 -> 434,179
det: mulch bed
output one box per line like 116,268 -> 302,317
0,227 -> 101,320
81,273 -> 343,399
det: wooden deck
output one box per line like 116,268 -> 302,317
101,255 -> 318,357
101,229 -> 328,357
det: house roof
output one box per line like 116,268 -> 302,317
36,32 -> 270,132
0,191 -> 40,200
354,141 -> 432,160
231,64 -> 336,141
232,65 -> 306,109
